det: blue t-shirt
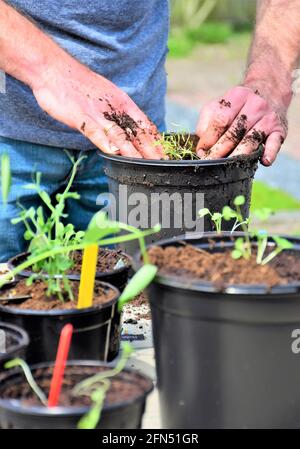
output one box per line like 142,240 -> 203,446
0,0 -> 169,149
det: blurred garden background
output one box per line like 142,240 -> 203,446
165,0 -> 300,233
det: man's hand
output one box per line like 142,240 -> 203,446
0,0 -> 163,159
33,60 -> 164,159
196,0 -> 300,166
196,85 -> 287,166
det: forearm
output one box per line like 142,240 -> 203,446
0,0 -> 83,89
244,0 -> 300,110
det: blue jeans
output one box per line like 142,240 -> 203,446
0,137 -> 108,262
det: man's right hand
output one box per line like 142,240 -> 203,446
33,59 -> 164,159
0,0 -> 163,160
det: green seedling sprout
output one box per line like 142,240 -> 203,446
1,153 -> 11,205
1,151 -> 160,302
199,208 -> 223,233
4,358 -> 47,406
74,342 -> 133,429
5,343 -> 134,430
0,211 -> 160,305
198,195 -> 294,265
155,132 -> 200,160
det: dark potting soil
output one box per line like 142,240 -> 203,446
0,365 -> 152,408
0,280 -> 116,311
69,249 -> 130,275
148,244 -> 300,288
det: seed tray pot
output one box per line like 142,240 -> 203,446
101,136 -> 261,255
135,232 -> 300,429
0,281 -> 120,364
0,360 -> 153,429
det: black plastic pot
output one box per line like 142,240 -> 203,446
8,250 -> 132,292
101,137 -> 261,254
0,281 -> 121,364
138,233 -> 300,429
0,360 -> 153,429
0,322 -> 29,371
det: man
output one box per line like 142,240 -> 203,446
0,0 -> 298,261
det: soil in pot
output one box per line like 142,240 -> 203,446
9,248 -> 131,292
0,279 -> 116,311
0,363 -> 153,429
69,249 -> 130,275
145,234 -> 300,428
0,280 -> 120,363
102,134 -> 261,255
148,243 -> 300,288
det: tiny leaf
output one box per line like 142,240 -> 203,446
234,195 -> 245,206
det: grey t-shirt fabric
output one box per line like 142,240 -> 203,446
0,0 -> 169,149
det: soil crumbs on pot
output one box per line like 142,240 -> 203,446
1,366 -> 152,408
148,244 -> 300,288
0,280 -> 116,311
70,249 -> 130,275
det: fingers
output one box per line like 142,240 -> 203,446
261,132 -> 284,166
203,94 -> 270,159
196,86 -> 250,156
80,118 -> 141,157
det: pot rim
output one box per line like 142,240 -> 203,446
0,360 -> 154,417
0,322 -> 29,362
133,231 -> 300,295
7,249 -> 132,280
100,147 -> 262,168
0,280 -> 120,316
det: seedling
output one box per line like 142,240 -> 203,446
4,342 -> 134,429
1,153 -> 11,205
0,211 -> 159,304
0,153 -> 159,302
199,195 -> 294,265
155,132 -> 200,160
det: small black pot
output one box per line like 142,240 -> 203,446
0,360 -> 154,429
0,281 -> 121,364
8,250 -> 132,292
137,233 -> 300,429
101,137 -> 261,255
0,322 -> 29,371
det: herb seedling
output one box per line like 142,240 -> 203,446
0,210 -> 159,306
199,195 -> 294,265
5,342 -> 135,429
1,152 -> 159,303
155,132 -> 200,160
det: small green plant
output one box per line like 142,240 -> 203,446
1,153 -> 11,205
74,342 -> 133,429
5,342 -> 134,429
156,132 -> 199,160
4,358 -> 47,405
0,210 -> 159,305
199,195 -> 294,265
0,153 -> 159,302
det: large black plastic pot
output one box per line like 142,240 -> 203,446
8,250 -> 132,292
0,322 -> 29,371
101,138 -> 261,255
0,281 -> 120,364
138,233 -> 300,429
0,361 -> 153,429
